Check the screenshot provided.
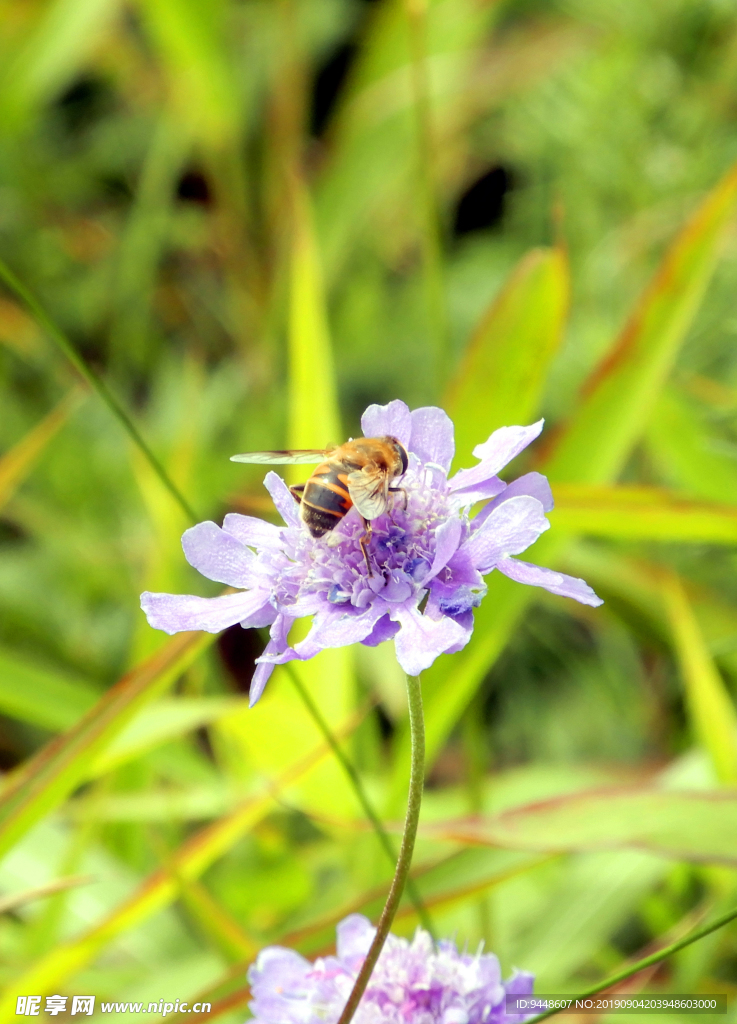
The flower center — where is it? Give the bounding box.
[293,464,457,609]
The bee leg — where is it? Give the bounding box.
[359,518,374,577]
[289,484,305,505]
[389,485,408,511]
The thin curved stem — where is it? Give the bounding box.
[526,901,737,1023]
[337,673,425,1024]
[0,258,199,525]
[284,665,435,938]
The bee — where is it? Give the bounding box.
[231,436,409,575]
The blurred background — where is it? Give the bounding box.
[2,0,737,1019]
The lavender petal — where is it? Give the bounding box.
[425,516,462,582]
[447,421,543,495]
[181,521,256,587]
[264,471,300,527]
[503,970,537,1023]
[449,475,507,508]
[249,659,275,707]
[141,589,272,635]
[472,420,544,470]
[336,913,376,964]
[222,512,284,551]
[474,473,554,534]
[360,614,400,647]
[360,399,412,446]
[249,614,294,705]
[497,557,603,606]
[464,495,550,573]
[409,406,455,470]
[392,603,472,676]
[300,602,387,648]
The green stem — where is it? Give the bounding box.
[336,673,425,1024]
[0,258,199,525]
[526,902,737,1023]
[284,665,434,937]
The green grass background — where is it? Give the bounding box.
[1,0,737,1020]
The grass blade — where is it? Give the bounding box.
[0,875,95,915]
[0,0,119,127]
[0,647,98,732]
[645,384,737,502]
[0,707,365,1009]
[661,571,737,783]
[405,0,448,391]
[0,389,81,512]
[288,179,341,452]
[527,902,737,1023]
[0,258,199,523]
[426,789,737,864]
[0,632,213,859]
[447,246,569,468]
[545,161,737,485]
[551,484,737,543]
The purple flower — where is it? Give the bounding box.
[248,913,535,1024]
[141,401,601,705]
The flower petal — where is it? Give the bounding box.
[496,557,604,607]
[360,614,400,647]
[472,472,554,532]
[425,517,462,582]
[259,639,323,665]
[503,969,536,1022]
[360,400,412,446]
[391,604,472,676]
[472,420,544,469]
[409,406,455,471]
[249,659,275,707]
[496,471,553,511]
[222,512,284,551]
[248,945,312,1011]
[182,521,256,587]
[337,914,375,967]
[141,589,272,635]
[463,495,550,573]
[281,592,325,618]
[448,476,507,508]
[448,421,543,495]
[300,601,387,649]
[264,470,300,527]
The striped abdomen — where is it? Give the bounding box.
[301,460,354,537]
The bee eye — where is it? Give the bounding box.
[397,444,409,475]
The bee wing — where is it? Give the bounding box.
[230,449,326,465]
[346,466,390,519]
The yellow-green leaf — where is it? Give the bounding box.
[0,648,98,732]
[424,789,737,865]
[447,246,569,469]
[0,707,362,1008]
[551,484,737,544]
[0,632,213,860]
[545,162,737,485]
[288,179,342,453]
[661,572,737,784]
[0,389,81,512]
[645,384,737,503]
[135,0,238,146]
[0,0,120,128]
